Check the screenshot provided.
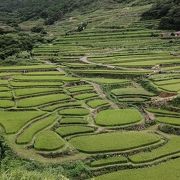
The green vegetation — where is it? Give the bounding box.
[17,94,70,107]
[0,100,15,108]
[34,130,65,151]
[56,125,94,137]
[95,158,180,180]
[156,116,180,126]
[84,78,131,85]
[14,87,62,97]
[147,108,180,117]
[0,0,180,179]
[16,114,57,144]
[130,136,180,163]
[14,75,79,82]
[11,81,64,87]
[111,87,154,97]
[74,93,98,100]
[59,108,89,116]
[67,85,94,93]
[95,109,143,126]
[87,99,109,108]
[60,117,88,124]
[90,155,128,167]
[0,111,45,133]
[69,131,161,153]
[142,0,180,30]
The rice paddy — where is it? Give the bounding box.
[0,2,180,179]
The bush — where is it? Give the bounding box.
[31,26,46,34]
[158,124,180,135]
[142,0,180,30]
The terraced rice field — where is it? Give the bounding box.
[0,3,180,179]
[95,109,143,126]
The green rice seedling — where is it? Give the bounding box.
[59,108,89,116]
[0,86,10,92]
[14,88,62,97]
[90,155,128,167]
[24,71,65,76]
[69,131,161,153]
[16,114,58,144]
[41,101,82,111]
[94,158,180,180]
[118,97,147,103]
[17,94,70,107]
[60,117,88,124]
[84,78,131,85]
[34,130,65,151]
[0,100,15,108]
[0,80,9,85]
[14,75,79,82]
[74,93,98,100]
[0,91,12,98]
[95,109,143,126]
[111,87,154,97]
[130,136,180,163]
[0,111,45,133]
[67,85,94,93]
[147,108,180,117]
[56,125,94,137]
[10,81,64,87]
[0,65,56,72]
[156,116,180,126]
[87,99,109,108]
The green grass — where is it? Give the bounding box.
[17,94,70,107]
[147,108,180,117]
[0,80,9,85]
[74,93,98,100]
[69,131,161,153]
[0,86,10,91]
[14,75,79,82]
[60,117,88,124]
[0,91,12,98]
[24,71,65,76]
[0,100,15,108]
[41,101,82,111]
[56,125,94,137]
[94,158,180,180]
[34,130,65,151]
[67,85,94,93]
[59,108,89,116]
[0,111,45,134]
[10,81,64,87]
[156,116,180,126]
[14,88,62,97]
[87,99,109,108]
[16,114,57,144]
[111,87,154,97]
[0,65,56,71]
[84,78,131,85]
[95,109,143,126]
[90,155,128,167]
[130,136,180,163]
[118,97,147,102]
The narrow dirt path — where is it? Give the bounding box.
[87,81,119,109]
[150,95,177,105]
[80,56,116,69]
[44,60,66,74]
[80,56,148,71]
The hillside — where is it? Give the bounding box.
[0,0,180,179]
[142,0,180,30]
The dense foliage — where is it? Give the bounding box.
[142,0,180,30]
[0,33,44,61]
